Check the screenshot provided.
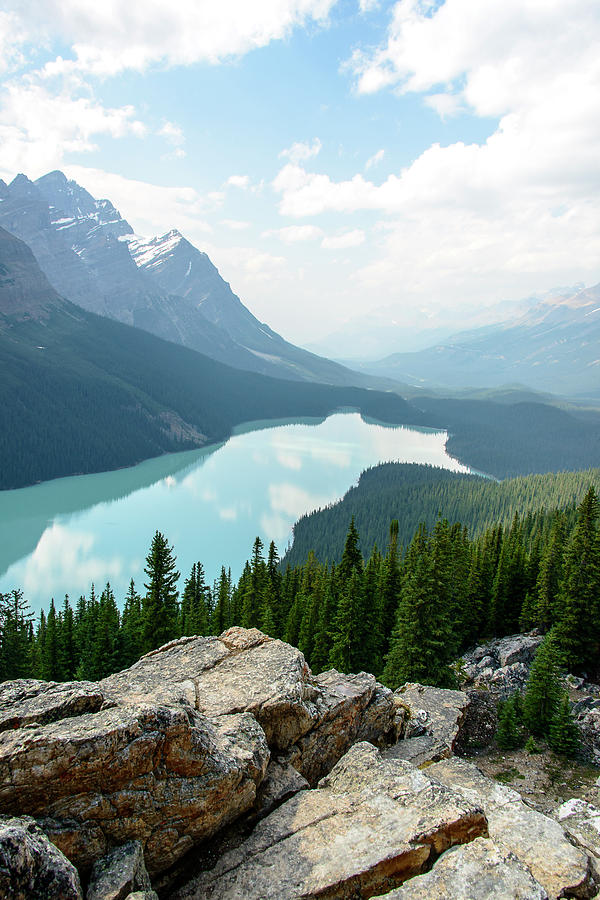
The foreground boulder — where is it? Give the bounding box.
[386,837,548,899]
[0,816,82,900]
[385,683,471,765]
[0,629,396,877]
[429,757,597,899]
[174,742,488,900]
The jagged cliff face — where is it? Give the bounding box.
[0,171,384,387]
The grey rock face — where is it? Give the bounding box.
[0,815,83,900]
[460,632,543,698]
[174,742,488,900]
[429,757,596,899]
[0,629,396,878]
[384,682,471,765]
[386,836,548,899]
[87,840,151,900]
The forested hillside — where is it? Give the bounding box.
[284,464,600,568]
[415,397,600,478]
[2,487,599,690]
[0,227,424,489]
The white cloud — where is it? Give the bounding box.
[321,229,365,249]
[265,224,324,243]
[365,148,384,169]
[227,174,250,189]
[0,81,146,180]
[221,219,251,230]
[6,0,339,76]
[279,137,322,164]
[270,0,600,312]
[63,165,213,239]
[158,120,185,146]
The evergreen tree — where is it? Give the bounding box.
[181,562,211,636]
[42,599,60,681]
[121,580,144,667]
[338,517,363,584]
[58,595,76,680]
[142,531,180,652]
[549,694,580,757]
[496,694,524,750]
[383,533,455,689]
[555,488,600,673]
[0,590,33,680]
[211,567,231,635]
[329,567,364,673]
[380,520,401,658]
[523,633,564,736]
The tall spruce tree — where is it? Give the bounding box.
[523,632,564,736]
[555,487,600,674]
[142,531,180,652]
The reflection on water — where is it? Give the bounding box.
[0,413,472,613]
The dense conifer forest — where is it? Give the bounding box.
[2,484,599,692]
[285,464,600,569]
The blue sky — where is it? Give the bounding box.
[1,0,600,352]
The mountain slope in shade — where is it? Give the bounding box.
[362,284,600,398]
[0,170,397,389]
[0,226,424,490]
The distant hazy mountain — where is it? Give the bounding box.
[305,291,571,360]
[357,284,600,399]
[0,171,393,389]
[0,226,423,489]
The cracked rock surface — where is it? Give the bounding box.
[173,742,488,900]
[0,628,395,877]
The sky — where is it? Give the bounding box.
[1,0,600,350]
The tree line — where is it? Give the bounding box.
[1,487,599,690]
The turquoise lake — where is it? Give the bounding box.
[0,412,473,613]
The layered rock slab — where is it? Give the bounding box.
[429,757,596,899]
[174,742,487,900]
[385,683,471,766]
[0,629,396,878]
[387,837,548,899]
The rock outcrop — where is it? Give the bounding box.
[174,742,488,900]
[0,629,395,878]
[385,683,472,765]
[0,815,83,900]
[1,628,599,899]
[459,632,543,698]
[386,837,549,899]
[429,757,597,899]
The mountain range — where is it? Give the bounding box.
[354,284,600,399]
[0,171,393,390]
[0,225,422,489]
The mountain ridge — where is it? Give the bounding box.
[0,170,400,390]
[0,225,423,489]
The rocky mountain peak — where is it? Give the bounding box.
[35,170,97,219]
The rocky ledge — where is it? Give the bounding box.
[0,628,395,882]
[1,628,599,899]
